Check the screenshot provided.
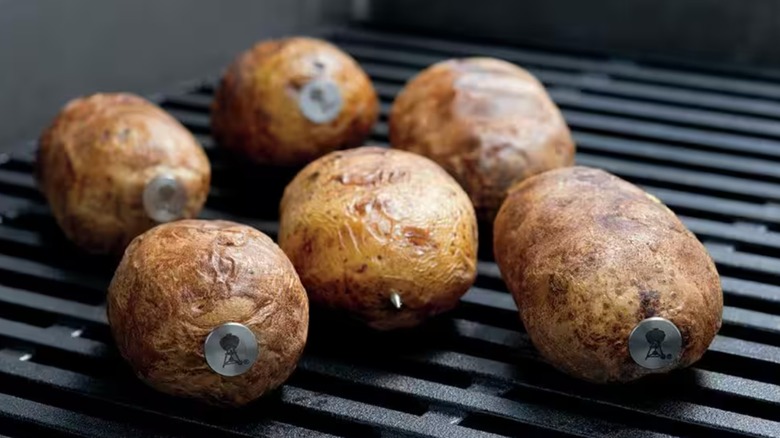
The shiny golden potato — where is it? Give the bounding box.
[494,167,723,383]
[279,147,477,330]
[390,57,575,220]
[36,93,210,255]
[211,37,379,167]
[108,220,309,406]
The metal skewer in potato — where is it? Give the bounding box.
[279,147,478,330]
[493,167,723,383]
[108,220,309,406]
[36,93,210,255]
[390,57,575,221]
[211,37,379,167]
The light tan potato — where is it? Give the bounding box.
[108,220,309,406]
[279,147,477,330]
[390,57,575,221]
[36,93,210,255]
[494,166,722,383]
[211,37,379,167]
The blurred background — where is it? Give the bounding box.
[3,0,780,150]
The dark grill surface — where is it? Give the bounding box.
[1,26,780,437]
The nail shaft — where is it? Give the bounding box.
[390,292,403,309]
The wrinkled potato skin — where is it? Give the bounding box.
[211,37,379,166]
[36,93,210,255]
[390,57,575,220]
[279,147,477,330]
[108,220,309,407]
[494,167,722,383]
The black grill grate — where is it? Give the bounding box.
[0,26,780,437]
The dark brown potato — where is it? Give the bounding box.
[390,57,575,221]
[211,37,379,167]
[108,220,309,406]
[494,167,723,383]
[36,93,210,255]
[279,147,478,330]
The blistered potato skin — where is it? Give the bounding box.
[494,167,722,383]
[108,220,309,407]
[390,57,575,221]
[211,37,379,167]
[36,93,210,255]
[279,147,478,330]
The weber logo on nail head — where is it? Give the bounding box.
[628,317,682,370]
[204,323,258,377]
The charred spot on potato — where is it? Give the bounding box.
[402,226,433,247]
[548,274,567,296]
[678,325,691,351]
[638,290,661,319]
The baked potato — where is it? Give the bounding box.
[107,220,309,406]
[390,57,575,220]
[212,37,379,167]
[279,146,477,330]
[493,166,723,382]
[36,93,210,255]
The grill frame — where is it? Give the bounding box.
[0,25,779,437]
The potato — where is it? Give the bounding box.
[211,37,379,167]
[107,220,309,406]
[494,167,722,382]
[279,147,477,330]
[390,57,575,220]
[36,93,210,255]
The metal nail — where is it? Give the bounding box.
[390,292,403,309]
[299,79,343,124]
[628,317,682,370]
[204,322,259,377]
[143,174,186,223]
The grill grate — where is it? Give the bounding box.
[1,26,780,437]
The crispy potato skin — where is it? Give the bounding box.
[279,147,477,330]
[390,57,575,221]
[108,220,309,407]
[494,167,722,383]
[211,37,379,166]
[36,93,210,255]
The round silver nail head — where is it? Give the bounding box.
[628,317,682,370]
[299,78,343,124]
[143,174,186,223]
[204,323,258,377]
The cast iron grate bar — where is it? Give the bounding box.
[1,26,780,437]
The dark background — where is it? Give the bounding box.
[0,0,351,151]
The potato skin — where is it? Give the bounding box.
[107,220,309,406]
[36,93,210,255]
[493,167,722,383]
[279,147,478,330]
[390,57,575,221]
[211,37,379,166]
